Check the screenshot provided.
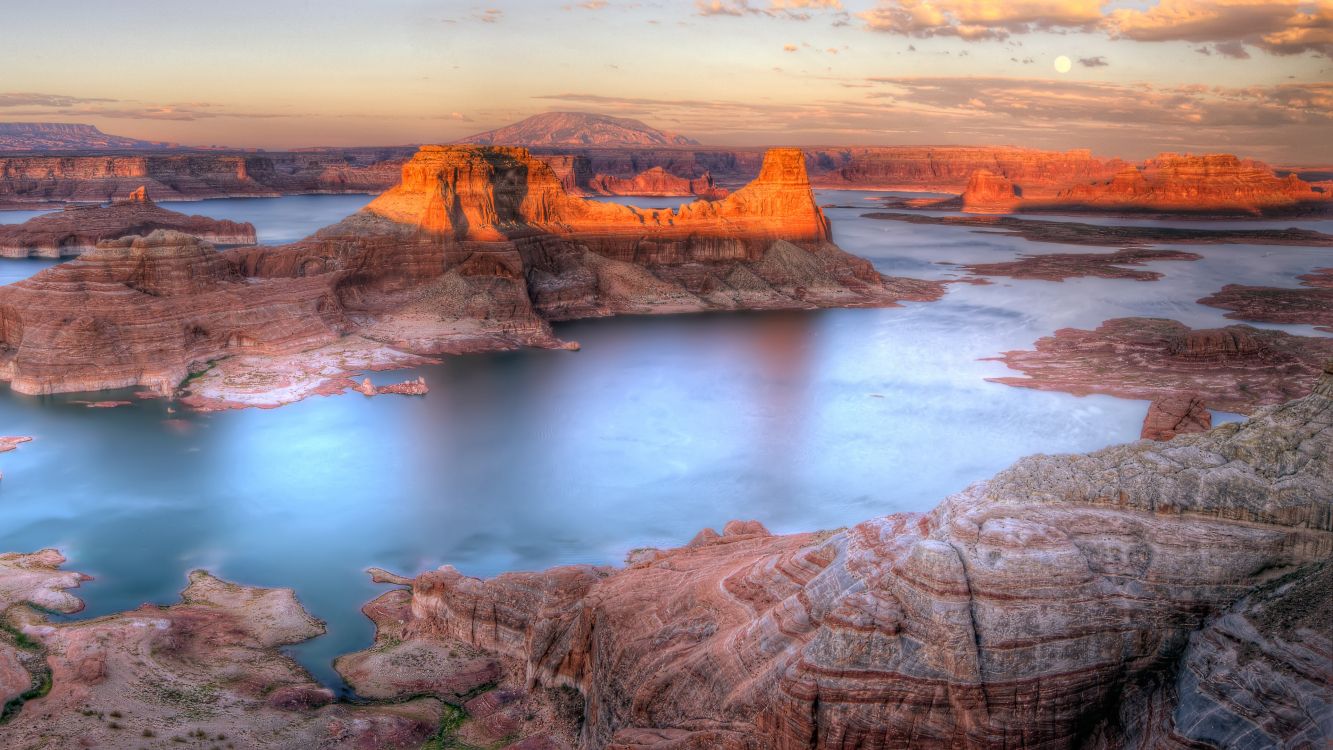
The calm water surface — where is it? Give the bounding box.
[0,191,1328,689]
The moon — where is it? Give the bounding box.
[1054,55,1072,73]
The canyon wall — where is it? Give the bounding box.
[0,149,412,207]
[955,153,1331,216]
[362,365,1333,749]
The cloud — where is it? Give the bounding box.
[697,0,842,20]
[1078,55,1108,66]
[859,0,1104,40]
[1107,0,1331,57]
[856,0,1332,58]
[565,0,609,8]
[784,43,800,51]
[0,92,115,107]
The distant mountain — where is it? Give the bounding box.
[460,112,699,147]
[0,123,177,152]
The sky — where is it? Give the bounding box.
[2,0,1330,162]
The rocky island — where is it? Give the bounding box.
[988,318,1333,413]
[0,146,944,408]
[0,187,255,257]
[1198,267,1333,334]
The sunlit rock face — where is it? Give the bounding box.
[1053,153,1330,214]
[362,145,830,246]
[367,368,1333,749]
[0,187,255,258]
[960,168,1020,213]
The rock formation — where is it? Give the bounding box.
[0,551,446,748]
[0,146,942,407]
[356,376,429,396]
[352,365,1333,749]
[1198,267,1333,334]
[0,149,410,208]
[988,317,1333,413]
[461,112,699,147]
[1140,393,1212,440]
[937,154,1332,216]
[808,146,1125,193]
[962,247,1201,281]
[0,230,347,395]
[959,168,1019,213]
[0,187,255,257]
[586,167,728,200]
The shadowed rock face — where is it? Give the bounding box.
[0,187,255,258]
[988,317,1333,414]
[1198,267,1333,334]
[354,367,1333,749]
[0,146,940,405]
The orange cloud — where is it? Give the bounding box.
[859,0,1104,39]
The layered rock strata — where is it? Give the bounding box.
[988,317,1333,413]
[0,230,346,396]
[1198,267,1333,334]
[959,168,1019,213]
[0,146,941,406]
[0,187,255,257]
[356,366,1333,749]
[0,551,445,748]
[0,149,410,207]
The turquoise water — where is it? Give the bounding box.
[0,192,1328,690]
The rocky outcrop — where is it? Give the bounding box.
[0,146,941,406]
[0,436,29,453]
[1198,267,1333,334]
[586,167,728,199]
[809,146,1125,193]
[0,552,446,748]
[0,148,411,207]
[461,112,699,147]
[1140,393,1212,440]
[356,376,429,396]
[988,317,1333,413]
[357,366,1333,749]
[962,247,1201,281]
[959,168,1019,213]
[0,187,255,257]
[0,230,346,395]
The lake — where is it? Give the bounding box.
[0,191,1328,689]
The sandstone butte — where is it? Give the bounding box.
[988,317,1333,414]
[0,186,255,258]
[1139,393,1212,440]
[952,153,1331,216]
[1,366,1328,748]
[0,146,943,407]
